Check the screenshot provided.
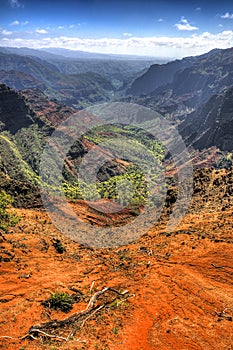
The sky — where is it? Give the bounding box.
[0,0,233,58]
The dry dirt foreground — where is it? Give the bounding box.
[0,178,233,349]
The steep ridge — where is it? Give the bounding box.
[127,48,233,112]
[0,84,44,134]
[179,86,233,151]
[127,58,194,96]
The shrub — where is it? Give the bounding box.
[52,239,66,254]
[0,190,19,231]
[42,291,74,312]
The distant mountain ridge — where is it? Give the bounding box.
[127,47,233,111]
[0,51,115,108]
[0,46,165,61]
[0,47,160,107]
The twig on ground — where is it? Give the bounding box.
[23,287,129,341]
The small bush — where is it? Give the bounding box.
[52,239,66,254]
[42,291,74,312]
[0,190,19,231]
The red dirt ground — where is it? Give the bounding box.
[0,168,233,350]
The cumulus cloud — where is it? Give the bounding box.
[175,17,198,31]
[1,29,12,35]
[158,18,164,22]
[123,32,132,37]
[195,7,201,11]
[0,30,232,58]
[9,0,24,8]
[221,12,233,19]
[35,29,48,34]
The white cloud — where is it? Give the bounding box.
[123,32,132,37]
[10,20,29,26]
[69,25,75,29]
[158,18,164,22]
[0,30,232,58]
[58,26,64,29]
[9,0,24,8]
[221,12,233,19]
[195,7,201,11]
[1,29,13,35]
[36,29,48,34]
[10,20,20,26]
[175,17,199,31]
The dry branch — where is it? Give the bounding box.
[23,287,129,341]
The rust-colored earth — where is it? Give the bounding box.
[0,168,233,350]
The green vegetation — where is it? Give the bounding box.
[15,125,46,174]
[215,151,233,169]
[0,132,39,184]
[63,124,165,212]
[84,123,165,159]
[52,239,66,254]
[42,291,74,312]
[0,190,19,231]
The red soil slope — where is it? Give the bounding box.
[0,168,233,350]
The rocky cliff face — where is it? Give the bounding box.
[0,84,44,134]
[179,86,233,151]
[127,58,194,96]
[127,48,233,113]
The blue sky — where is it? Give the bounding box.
[0,0,233,57]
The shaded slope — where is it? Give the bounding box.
[179,86,233,151]
[127,48,233,114]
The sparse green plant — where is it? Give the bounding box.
[112,326,119,334]
[42,291,74,312]
[0,190,19,232]
[108,298,128,309]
